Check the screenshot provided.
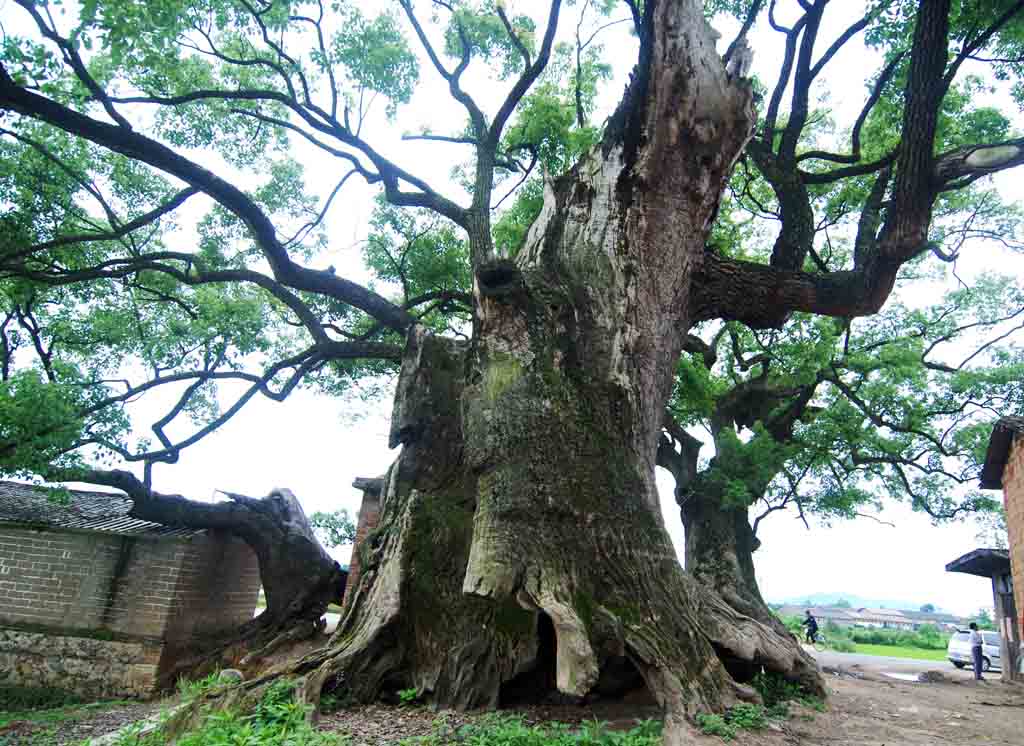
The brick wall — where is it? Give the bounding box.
[1005,434,1024,638]
[104,538,189,637]
[163,530,260,643]
[0,525,259,694]
[0,529,127,632]
[343,489,381,608]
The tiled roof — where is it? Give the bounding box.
[980,416,1024,489]
[0,481,201,538]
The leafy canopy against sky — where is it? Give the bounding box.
[1,1,1023,611]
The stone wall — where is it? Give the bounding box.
[1005,434,1024,637]
[0,628,163,699]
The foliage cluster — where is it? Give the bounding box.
[848,625,949,651]
[750,670,825,711]
[694,670,829,740]
[175,670,227,701]
[309,508,357,549]
[694,702,784,741]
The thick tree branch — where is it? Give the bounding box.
[0,66,417,333]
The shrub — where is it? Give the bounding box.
[124,678,347,746]
[751,670,802,707]
[695,713,736,741]
[848,627,949,650]
[828,638,857,653]
[176,670,224,701]
[398,687,420,706]
[725,703,766,730]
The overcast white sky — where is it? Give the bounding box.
[18,0,1024,618]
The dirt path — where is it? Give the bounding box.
[322,672,1024,746]
[776,672,1024,745]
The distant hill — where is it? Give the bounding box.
[771,592,949,613]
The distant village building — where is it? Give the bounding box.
[776,604,964,631]
[977,415,1024,679]
[0,482,260,698]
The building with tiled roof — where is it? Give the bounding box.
[0,481,260,698]
[977,416,1024,679]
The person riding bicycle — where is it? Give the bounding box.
[801,610,819,644]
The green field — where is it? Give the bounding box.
[852,643,947,661]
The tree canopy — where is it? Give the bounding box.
[4,0,1019,547]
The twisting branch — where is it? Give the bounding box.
[487,0,563,149]
[943,0,1024,89]
[0,64,417,333]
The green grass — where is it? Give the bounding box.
[0,697,135,746]
[0,700,133,729]
[117,678,346,746]
[853,643,947,661]
[399,713,662,746]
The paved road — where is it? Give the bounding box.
[807,647,979,681]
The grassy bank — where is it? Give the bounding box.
[852,644,947,661]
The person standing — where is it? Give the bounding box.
[969,622,985,681]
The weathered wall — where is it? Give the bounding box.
[164,530,260,642]
[0,527,259,695]
[0,628,163,699]
[0,528,183,637]
[1005,434,1024,638]
[342,489,381,608]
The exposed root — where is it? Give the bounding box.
[239,617,325,668]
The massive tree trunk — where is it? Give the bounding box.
[657,410,791,634]
[274,4,823,742]
[678,486,787,635]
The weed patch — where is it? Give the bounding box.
[117,679,347,746]
[0,685,82,714]
[398,713,661,746]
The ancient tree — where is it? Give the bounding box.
[659,278,1024,629]
[3,0,1024,741]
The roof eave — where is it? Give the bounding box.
[979,417,1024,490]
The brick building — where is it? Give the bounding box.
[979,416,1024,678]
[342,476,383,609]
[0,481,260,698]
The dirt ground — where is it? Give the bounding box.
[321,668,1024,746]
[6,665,1023,745]
[754,670,1024,745]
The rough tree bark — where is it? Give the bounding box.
[5,0,1021,739]
[263,4,824,742]
[657,430,788,641]
[657,368,820,634]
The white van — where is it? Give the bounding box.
[947,630,1002,672]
